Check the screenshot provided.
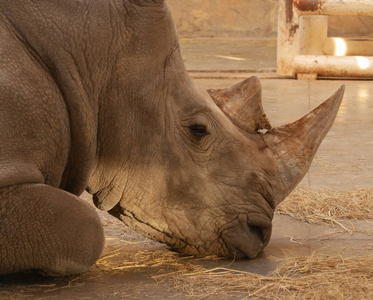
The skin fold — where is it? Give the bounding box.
[0,0,344,276]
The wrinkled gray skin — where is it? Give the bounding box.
[0,0,344,276]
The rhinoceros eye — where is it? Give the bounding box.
[189,124,209,139]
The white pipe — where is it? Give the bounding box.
[294,0,373,16]
[293,55,373,77]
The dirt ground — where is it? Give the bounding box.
[1,38,372,299]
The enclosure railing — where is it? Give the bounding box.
[277,0,373,79]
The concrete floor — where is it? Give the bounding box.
[1,38,372,299]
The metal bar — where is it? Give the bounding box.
[293,55,373,77]
[277,0,373,77]
[277,0,301,76]
[294,0,373,16]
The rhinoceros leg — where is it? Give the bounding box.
[0,183,105,276]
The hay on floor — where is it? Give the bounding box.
[92,247,373,299]
[276,187,373,232]
[154,254,373,299]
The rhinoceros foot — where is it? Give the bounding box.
[0,184,105,276]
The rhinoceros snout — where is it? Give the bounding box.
[220,221,272,259]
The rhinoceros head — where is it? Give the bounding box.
[86,0,344,259]
[96,76,343,258]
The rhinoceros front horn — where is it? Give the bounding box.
[265,84,345,197]
[207,76,272,133]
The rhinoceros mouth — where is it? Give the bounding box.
[109,202,272,259]
[162,213,273,259]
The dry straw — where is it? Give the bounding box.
[276,187,373,233]
[93,248,373,299]
[154,254,373,299]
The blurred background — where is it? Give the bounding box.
[167,0,373,38]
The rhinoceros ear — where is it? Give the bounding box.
[265,85,345,198]
[207,76,272,133]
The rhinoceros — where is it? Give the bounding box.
[0,0,344,276]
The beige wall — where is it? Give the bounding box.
[167,0,279,38]
[167,0,373,38]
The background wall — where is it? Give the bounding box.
[167,0,373,38]
[167,0,279,38]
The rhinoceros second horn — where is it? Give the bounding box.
[207,76,272,133]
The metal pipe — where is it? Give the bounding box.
[294,0,373,16]
[293,55,373,77]
[277,0,373,77]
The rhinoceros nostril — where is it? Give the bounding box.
[250,225,264,248]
